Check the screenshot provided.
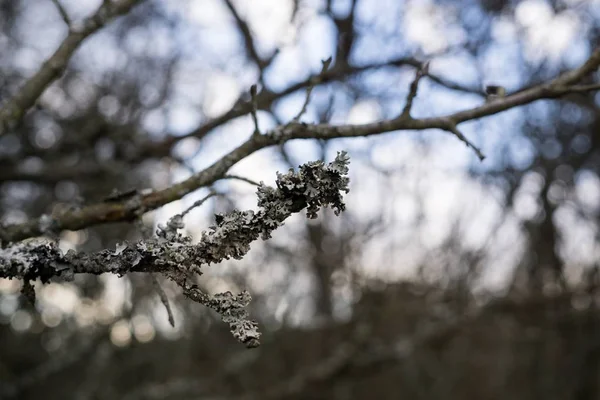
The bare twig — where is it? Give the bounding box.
[0,162,113,183]
[50,0,72,27]
[221,175,260,186]
[144,56,481,158]
[0,0,144,135]
[21,279,36,304]
[0,224,9,247]
[293,57,333,122]
[401,62,429,118]
[331,0,358,68]
[554,82,600,94]
[441,119,485,161]
[179,191,218,218]
[223,0,272,76]
[249,84,260,135]
[2,48,600,243]
[152,275,175,327]
[170,154,197,176]
[0,56,477,170]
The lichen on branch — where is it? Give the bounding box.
[0,152,351,347]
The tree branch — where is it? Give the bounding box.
[0,0,144,135]
[293,57,332,122]
[221,174,260,186]
[2,48,600,243]
[152,275,175,327]
[400,62,429,118]
[0,153,351,346]
[249,84,260,135]
[50,0,72,28]
[223,0,271,74]
[145,56,483,157]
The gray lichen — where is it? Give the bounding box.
[0,152,351,347]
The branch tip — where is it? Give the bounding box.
[152,275,175,327]
[401,61,429,118]
[51,0,72,27]
[249,84,261,135]
[444,123,485,161]
[293,56,333,122]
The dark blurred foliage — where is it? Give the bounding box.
[2,0,600,399]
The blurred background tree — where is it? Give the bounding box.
[2,0,600,398]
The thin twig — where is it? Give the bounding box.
[223,0,270,75]
[293,57,333,122]
[221,174,260,186]
[170,154,196,176]
[51,0,72,27]
[249,84,260,135]
[179,191,219,218]
[21,279,36,304]
[152,275,175,327]
[401,61,429,118]
[165,56,481,148]
[442,120,485,161]
[556,82,600,93]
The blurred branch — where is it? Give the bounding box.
[3,49,600,243]
[147,56,483,158]
[0,162,116,183]
[223,0,276,79]
[293,57,332,122]
[441,119,485,161]
[239,342,359,400]
[223,0,260,64]
[249,84,260,135]
[152,275,175,327]
[50,0,72,27]
[444,49,600,124]
[178,191,218,218]
[400,62,429,118]
[554,82,600,94]
[0,0,144,135]
[221,175,260,186]
[331,0,358,68]
[0,57,481,170]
